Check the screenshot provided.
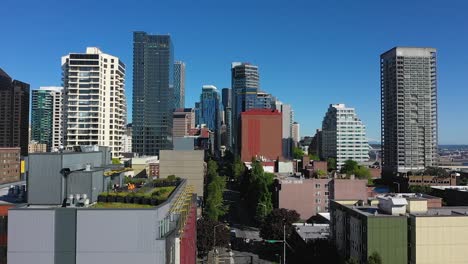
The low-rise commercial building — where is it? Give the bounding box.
[331,193,468,264]
[159,150,205,199]
[130,156,159,178]
[274,175,367,220]
[0,148,20,184]
[28,142,47,153]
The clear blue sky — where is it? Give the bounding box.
[2,0,468,144]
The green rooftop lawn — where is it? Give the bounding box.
[92,202,154,208]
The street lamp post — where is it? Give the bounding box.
[393,182,401,193]
[213,223,225,262]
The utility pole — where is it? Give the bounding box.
[283,223,286,264]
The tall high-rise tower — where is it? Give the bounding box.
[381,47,437,175]
[62,47,126,158]
[200,85,221,149]
[322,104,369,168]
[133,32,174,156]
[0,68,30,156]
[221,88,232,149]
[174,61,185,109]
[31,87,63,151]
[231,62,260,153]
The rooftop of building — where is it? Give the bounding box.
[293,223,329,241]
[241,109,280,115]
[334,192,468,218]
[13,178,185,211]
[431,186,468,192]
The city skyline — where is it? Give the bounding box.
[2,0,468,144]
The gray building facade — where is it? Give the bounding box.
[381,47,438,175]
[27,148,111,205]
[133,32,174,156]
[8,179,195,264]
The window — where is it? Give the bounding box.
[315,184,321,188]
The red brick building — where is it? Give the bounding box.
[241,109,282,162]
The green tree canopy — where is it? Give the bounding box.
[327,158,337,171]
[260,208,300,240]
[293,147,305,159]
[308,154,320,161]
[354,166,371,179]
[368,251,382,264]
[341,160,359,175]
[111,158,121,164]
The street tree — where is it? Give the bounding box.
[205,159,228,221]
[196,218,229,258]
[260,208,300,240]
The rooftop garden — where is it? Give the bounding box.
[92,202,154,209]
[97,176,181,207]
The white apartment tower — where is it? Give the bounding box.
[381,47,438,175]
[62,47,126,158]
[322,104,369,168]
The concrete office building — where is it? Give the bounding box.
[0,68,30,156]
[122,124,132,153]
[292,122,300,146]
[381,47,438,175]
[62,47,126,158]
[159,150,205,199]
[174,61,186,109]
[31,87,64,151]
[133,32,174,156]
[0,148,20,184]
[173,108,195,137]
[275,176,367,219]
[322,104,369,168]
[240,109,282,162]
[8,179,196,264]
[273,101,294,159]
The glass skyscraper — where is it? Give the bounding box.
[174,61,185,109]
[231,62,260,153]
[0,68,30,156]
[221,88,232,149]
[200,85,220,131]
[381,47,438,175]
[31,87,63,151]
[132,32,174,156]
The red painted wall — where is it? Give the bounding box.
[180,202,197,264]
[241,110,282,162]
